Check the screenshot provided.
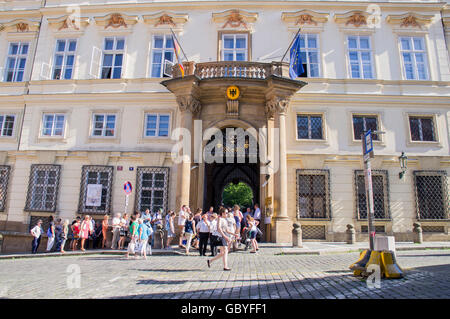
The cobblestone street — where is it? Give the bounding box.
[0,247,449,299]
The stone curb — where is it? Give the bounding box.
[277,245,450,256]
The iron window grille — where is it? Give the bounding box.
[409,116,436,142]
[296,114,323,140]
[354,170,390,220]
[25,164,61,212]
[78,165,114,215]
[28,215,50,232]
[134,167,170,214]
[296,169,331,220]
[0,166,11,212]
[353,115,379,140]
[413,170,449,221]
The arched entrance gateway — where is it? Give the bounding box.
[162,61,306,243]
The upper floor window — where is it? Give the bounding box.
[409,116,435,141]
[222,33,248,61]
[101,37,124,79]
[299,34,320,78]
[347,36,374,79]
[145,114,170,137]
[297,114,323,140]
[353,115,379,140]
[92,114,116,137]
[42,114,65,137]
[53,39,77,80]
[399,37,428,80]
[0,115,15,137]
[4,43,29,82]
[150,35,174,78]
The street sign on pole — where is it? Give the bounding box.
[361,132,376,251]
[124,181,132,213]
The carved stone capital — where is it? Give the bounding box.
[266,97,290,117]
[176,96,201,114]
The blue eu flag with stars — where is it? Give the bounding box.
[289,34,304,79]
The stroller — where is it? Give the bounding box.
[240,226,252,251]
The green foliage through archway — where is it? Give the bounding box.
[222,182,253,208]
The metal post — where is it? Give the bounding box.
[361,133,375,250]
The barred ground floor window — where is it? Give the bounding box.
[78,165,114,214]
[0,165,10,211]
[25,164,61,212]
[135,167,169,214]
[354,170,390,220]
[296,169,331,219]
[414,171,449,220]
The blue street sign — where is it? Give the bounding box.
[124,181,132,195]
[364,130,373,155]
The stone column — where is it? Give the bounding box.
[175,96,200,209]
[266,97,292,244]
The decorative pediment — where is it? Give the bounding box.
[143,11,189,29]
[334,11,368,27]
[281,10,329,28]
[386,13,433,29]
[47,15,90,31]
[1,19,40,33]
[212,9,258,30]
[93,13,138,29]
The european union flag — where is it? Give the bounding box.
[289,34,304,79]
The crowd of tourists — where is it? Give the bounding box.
[29,203,263,269]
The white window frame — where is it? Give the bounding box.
[299,33,321,78]
[144,113,171,138]
[221,33,248,61]
[41,113,66,137]
[150,34,175,78]
[91,113,117,138]
[296,114,324,140]
[4,42,29,82]
[101,37,125,79]
[52,39,77,80]
[399,36,429,80]
[347,35,375,79]
[0,114,15,137]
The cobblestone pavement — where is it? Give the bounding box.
[0,247,449,299]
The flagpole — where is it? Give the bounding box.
[170,28,189,62]
[280,27,301,62]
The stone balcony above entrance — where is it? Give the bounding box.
[172,61,291,79]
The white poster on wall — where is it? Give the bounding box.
[86,184,103,207]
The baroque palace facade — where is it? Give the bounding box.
[0,0,449,252]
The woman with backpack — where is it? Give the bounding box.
[137,219,152,259]
[125,215,138,259]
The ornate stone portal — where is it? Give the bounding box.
[161,61,306,243]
